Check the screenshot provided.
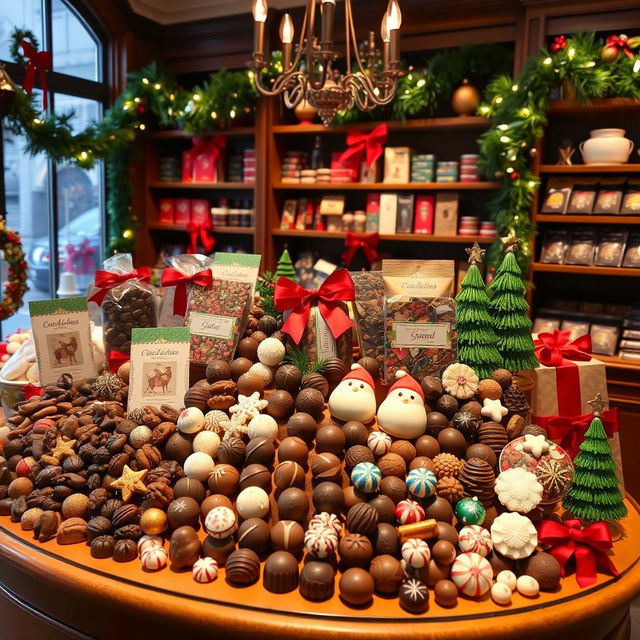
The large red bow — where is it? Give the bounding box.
[534,330,592,367]
[186,135,226,181]
[341,232,380,268]
[537,519,618,588]
[186,219,214,255]
[542,407,619,458]
[339,124,388,169]
[606,34,635,58]
[107,350,130,374]
[274,269,355,344]
[22,39,52,110]
[161,267,213,316]
[88,267,151,305]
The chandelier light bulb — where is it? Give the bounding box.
[322,0,336,4]
[381,11,390,43]
[279,13,294,44]
[252,0,268,22]
[387,0,402,29]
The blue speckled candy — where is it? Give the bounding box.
[405,468,437,499]
[455,497,486,526]
[351,462,382,493]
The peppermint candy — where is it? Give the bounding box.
[405,468,437,499]
[304,528,338,558]
[401,538,431,568]
[140,546,168,571]
[451,552,493,598]
[137,534,163,556]
[367,431,392,456]
[394,499,425,525]
[308,512,342,537]
[351,461,382,493]
[192,557,219,583]
[458,525,493,557]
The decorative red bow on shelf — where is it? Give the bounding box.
[185,135,226,180]
[88,266,151,305]
[534,330,592,367]
[107,350,130,374]
[161,267,213,316]
[64,238,96,275]
[186,219,215,255]
[274,269,355,344]
[550,35,567,52]
[537,519,618,588]
[339,124,388,169]
[605,34,636,59]
[341,232,380,268]
[21,39,51,109]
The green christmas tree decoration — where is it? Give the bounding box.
[275,248,297,282]
[488,234,539,371]
[563,394,627,522]
[455,242,503,379]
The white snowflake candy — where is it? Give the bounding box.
[229,392,268,425]
[495,467,543,513]
[451,552,493,597]
[458,525,493,557]
[441,363,479,400]
[490,512,537,560]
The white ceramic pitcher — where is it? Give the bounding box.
[580,128,634,164]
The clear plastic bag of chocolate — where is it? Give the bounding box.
[90,253,158,357]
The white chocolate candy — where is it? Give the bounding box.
[491,582,512,605]
[205,506,237,538]
[247,414,278,441]
[193,557,218,583]
[129,425,153,449]
[177,407,205,434]
[516,575,540,597]
[496,570,517,591]
[236,486,270,519]
[257,337,286,367]
[141,545,168,571]
[193,431,220,457]
[376,379,427,439]
[0,425,10,442]
[2,357,29,380]
[5,341,20,355]
[26,362,39,384]
[481,397,508,423]
[327,366,376,424]
[183,451,215,481]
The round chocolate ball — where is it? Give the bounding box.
[432,540,456,565]
[452,411,479,439]
[294,388,325,422]
[237,371,266,396]
[237,517,271,555]
[434,579,458,607]
[184,381,210,413]
[343,486,366,510]
[230,357,253,381]
[378,452,406,478]
[164,432,193,464]
[343,421,369,447]
[434,521,459,547]
[218,437,246,467]
[426,412,449,438]
[274,365,302,394]
[239,463,272,492]
[436,395,458,418]
[426,558,450,587]
[236,337,259,361]
[173,477,206,504]
[301,373,329,399]
[409,456,436,472]
[437,428,467,458]
[368,494,396,524]
[488,550,515,576]
[315,424,346,456]
[460,400,482,421]
[465,443,497,468]
[423,496,453,524]
[415,434,440,458]
[167,496,200,530]
[379,475,407,504]
[200,494,233,522]
[267,390,295,421]
[274,461,306,490]
[252,330,268,344]
[258,315,278,336]
[277,487,309,522]
[522,552,562,590]
[339,533,373,568]
[207,464,240,495]
[310,453,342,484]
[312,481,345,515]
[390,440,416,465]
[421,376,444,401]
[271,520,305,555]
[345,445,374,469]
[206,359,231,383]
[372,522,399,556]
[357,356,379,379]
[339,568,374,606]
[286,412,317,445]
[202,535,236,566]
[492,368,513,390]
[277,437,309,467]
[369,554,404,595]
[346,502,378,536]
[299,560,335,601]
[263,550,299,593]
[245,437,276,467]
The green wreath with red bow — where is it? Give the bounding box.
[0,220,28,320]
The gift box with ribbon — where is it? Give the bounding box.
[338,124,388,184]
[532,329,623,480]
[182,136,226,183]
[274,269,355,366]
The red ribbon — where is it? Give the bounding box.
[108,350,130,374]
[161,267,213,316]
[186,219,215,254]
[606,34,635,58]
[186,135,226,181]
[21,40,52,110]
[23,383,44,401]
[274,269,355,344]
[534,330,592,367]
[88,266,152,305]
[550,35,567,52]
[339,124,388,169]
[537,519,618,588]
[64,238,96,275]
[341,232,380,268]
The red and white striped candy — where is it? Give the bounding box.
[394,499,425,525]
[138,534,163,556]
[141,546,168,571]
[451,552,493,598]
[401,538,431,568]
[458,525,493,557]
[192,557,219,583]
[367,431,392,456]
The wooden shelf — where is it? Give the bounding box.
[540,164,640,174]
[534,214,640,224]
[147,127,255,138]
[272,229,495,244]
[149,223,255,235]
[149,181,255,190]
[273,182,500,191]
[531,263,640,277]
[596,354,640,371]
[272,116,489,134]
[548,98,640,116]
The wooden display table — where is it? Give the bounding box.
[1,499,640,640]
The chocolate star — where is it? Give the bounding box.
[501,232,520,254]
[465,242,486,265]
[50,436,77,461]
[110,465,148,502]
[587,393,607,417]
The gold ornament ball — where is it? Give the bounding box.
[451,81,481,117]
[117,361,131,384]
[600,45,619,63]
[140,508,168,535]
[294,99,317,123]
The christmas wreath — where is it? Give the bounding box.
[0,219,28,320]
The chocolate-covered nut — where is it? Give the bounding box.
[113,538,138,562]
[33,510,60,542]
[91,535,115,559]
[87,516,112,542]
[56,517,87,544]
[11,495,27,522]
[114,523,142,540]
[101,498,124,521]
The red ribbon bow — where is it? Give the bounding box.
[341,232,380,268]
[537,519,618,587]
[64,238,96,275]
[186,135,226,180]
[22,39,52,110]
[339,124,388,169]
[107,350,130,374]
[550,35,567,52]
[88,266,152,305]
[534,330,592,367]
[161,267,213,316]
[274,269,355,344]
[606,34,635,58]
[186,219,215,254]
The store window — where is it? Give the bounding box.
[0,0,106,334]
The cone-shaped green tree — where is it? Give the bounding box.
[275,248,297,281]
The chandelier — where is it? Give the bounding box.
[249,0,403,126]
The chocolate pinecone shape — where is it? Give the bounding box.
[437,476,464,504]
[502,385,529,415]
[459,458,496,506]
[433,453,464,479]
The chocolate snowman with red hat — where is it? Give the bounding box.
[377,370,427,439]
[327,363,377,424]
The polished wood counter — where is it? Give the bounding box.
[1,498,640,640]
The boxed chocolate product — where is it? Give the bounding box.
[433,193,459,236]
[621,182,640,214]
[382,260,456,383]
[560,320,590,342]
[533,316,561,334]
[383,147,413,183]
[396,194,414,234]
[594,230,628,267]
[590,324,619,356]
[379,193,398,234]
[541,186,571,213]
[622,232,640,267]
[566,183,597,214]
[593,180,624,214]
[564,229,597,265]
[540,230,571,264]
[413,195,435,234]
[351,270,385,376]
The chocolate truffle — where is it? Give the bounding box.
[258,315,278,335]
[324,357,348,383]
[294,388,325,422]
[310,453,342,484]
[437,428,467,458]
[521,551,561,590]
[299,561,335,601]
[274,365,302,394]
[200,494,233,522]
[263,550,299,593]
[410,456,436,472]
[390,440,417,465]
[239,463,272,492]
[312,481,345,515]
[339,567,374,606]
[435,522,459,548]
[378,452,406,478]
[173,477,206,504]
[459,458,496,505]
[225,548,260,585]
[91,535,115,559]
[167,497,200,530]
[423,496,454,524]
[286,412,317,445]
[343,421,369,447]
[432,540,456,565]
[237,371,266,396]
[208,464,240,495]
[369,554,404,595]
[421,376,444,401]
[523,424,547,438]
[315,424,346,455]
[465,443,497,468]
[237,337,259,361]
[343,486,366,509]
[426,412,449,438]
[251,330,268,344]
[202,535,236,566]
[217,437,246,467]
[184,381,210,413]
[426,558,450,586]
[478,379,502,401]
[169,525,201,569]
[372,522,399,556]
[368,494,396,524]
[415,435,440,459]
[113,539,137,563]
[245,437,276,467]
[400,579,429,613]
[345,445,374,468]
[86,516,111,543]
[488,550,515,576]
[206,359,231,383]
[436,395,458,418]
[267,390,295,420]
[452,411,479,439]
[274,460,305,490]
[277,487,309,522]
[492,369,513,390]
[478,421,508,458]
[277,437,309,466]
[346,502,378,536]
[271,520,305,555]
[460,400,483,420]
[356,356,378,378]
[434,579,458,607]
[380,475,408,504]
[237,517,271,555]
[339,533,373,568]
[301,373,329,399]
[230,357,253,380]
[164,432,193,464]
